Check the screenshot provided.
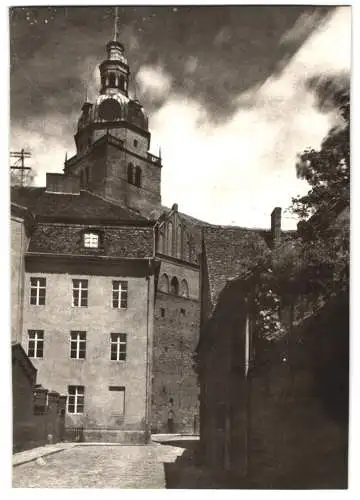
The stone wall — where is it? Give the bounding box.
[151,291,200,434]
[12,345,66,452]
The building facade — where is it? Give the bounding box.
[11,33,201,440]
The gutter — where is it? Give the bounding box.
[144,258,152,442]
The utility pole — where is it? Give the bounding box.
[10,149,31,187]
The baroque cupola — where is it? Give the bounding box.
[65,9,162,215]
[74,30,149,155]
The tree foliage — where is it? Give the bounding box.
[291,85,350,300]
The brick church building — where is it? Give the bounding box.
[11,35,203,442]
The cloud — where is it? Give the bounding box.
[148,7,350,229]
[214,26,232,47]
[11,113,77,181]
[280,10,324,45]
[184,56,198,75]
[136,64,172,101]
[10,7,350,231]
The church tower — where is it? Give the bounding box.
[64,20,162,215]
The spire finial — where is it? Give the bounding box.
[114,6,119,42]
[64,152,68,165]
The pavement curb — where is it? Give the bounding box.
[13,444,75,467]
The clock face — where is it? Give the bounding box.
[98,98,122,121]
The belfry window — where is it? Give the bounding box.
[109,73,116,87]
[127,163,134,184]
[119,75,125,91]
[135,166,142,187]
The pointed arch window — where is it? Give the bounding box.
[127,163,134,184]
[170,277,179,295]
[183,230,191,262]
[159,274,169,293]
[176,224,182,259]
[180,279,189,298]
[135,166,142,187]
[167,222,173,256]
[158,228,165,254]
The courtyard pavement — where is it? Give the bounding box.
[12,442,188,488]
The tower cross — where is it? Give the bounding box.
[113,6,119,42]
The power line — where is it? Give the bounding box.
[10,149,32,187]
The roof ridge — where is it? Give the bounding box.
[81,189,146,217]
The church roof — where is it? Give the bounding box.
[203,225,272,308]
[11,186,149,225]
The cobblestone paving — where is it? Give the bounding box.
[12,444,185,488]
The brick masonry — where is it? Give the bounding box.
[152,288,200,433]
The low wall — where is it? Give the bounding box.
[13,388,66,453]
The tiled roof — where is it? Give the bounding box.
[203,226,271,308]
[28,223,154,259]
[10,187,148,223]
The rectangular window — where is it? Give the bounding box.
[72,279,88,307]
[28,330,44,358]
[112,281,128,309]
[84,232,99,248]
[30,277,46,306]
[110,333,127,361]
[70,331,86,359]
[67,385,85,414]
[108,386,125,417]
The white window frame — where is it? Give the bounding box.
[83,232,99,248]
[112,281,128,309]
[110,333,127,361]
[30,277,46,306]
[70,331,86,359]
[72,279,88,307]
[28,330,44,358]
[67,385,85,414]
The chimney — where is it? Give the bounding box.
[46,173,80,194]
[271,207,282,247]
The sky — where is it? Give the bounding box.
[9,5,351,229]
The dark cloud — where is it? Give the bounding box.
[10,6,333,121]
